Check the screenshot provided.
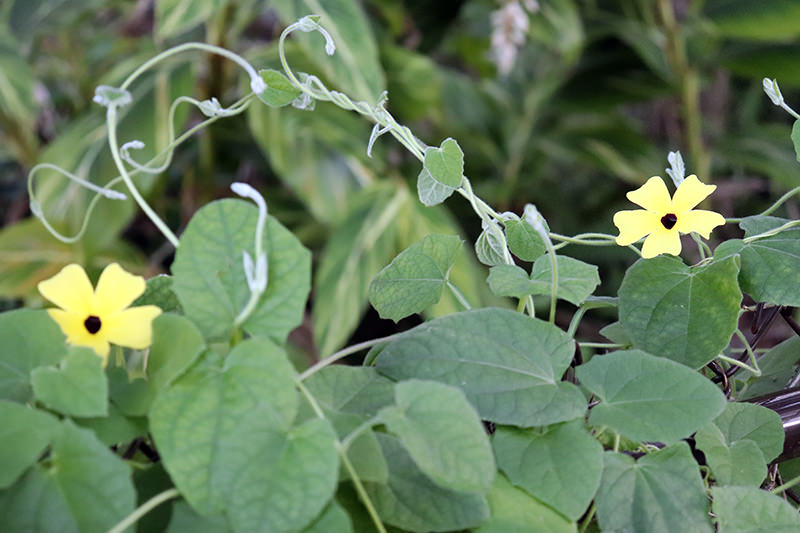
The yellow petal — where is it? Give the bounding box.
[38,264,93,315]
[671,175,717,214]
[102,306,162,350]
[674,209,726,239]
[48,309,110,360]
[613,210,661,246]
[626,176,672,213]
[641,228,682,259]
[92,263,147,316]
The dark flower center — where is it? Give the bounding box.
[84,315,102,334]
[660,213,678,230]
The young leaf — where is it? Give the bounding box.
[792,119,800,162]
[694,424,766,486]
[712,486,800,532]
[711,402,785,462]
[0,401,59,489]
[364,434,489,531]
[0,309,66,402]
[171,199,311,343]
[368,234,462,321]
[475,473,576,533]
[596,443,713,533]
[504,217,546,262]
[493,420,603,520]
[31,347,108,418]
[417,166,457,206]
[376,308,586,427]
[475,226,507,266]
[256,69,303,108]
[576,350,727,443]
[379,379,495,493]
[423,138,464,188]
[488,256,600,305]
[618,255,741,369]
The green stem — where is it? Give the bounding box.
[108,488,180,533]
[298,333,407,381]
[690,233,709,260]
[578,502,597,533]
[772,473,800,494]
[446,281,472,311]
[727,185,800,223]
[743,219,800,244]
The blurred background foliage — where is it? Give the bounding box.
[2,0,800,357]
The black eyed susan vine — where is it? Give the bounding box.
[5,13,800,533]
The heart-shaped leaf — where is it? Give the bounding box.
[488,255,600,305]
[31,347,107,417]
[423,138,463,188]
[255,69,302,108]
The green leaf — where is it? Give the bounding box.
[256,69,303,107]
[576,350,727,443]
[705,0,800,41]
[504,216,547,262]
[109,314,205,416]
[376,308,586,427]
[596,443,713,533]
[0,401,59,489]
[76,403,147,446]
[171,199,311,343]
[379,379,495,493]
[0,421,136,533]
[368,234,462,321]
[166,501,232,533]
[423,138,464,188]
[711,486,800,532]
[155,0,227,38]
[475,226,507,266]
[417,166,457,206]
[314,185,405,355]
[488,256,600,305]
[475,473,576,533]
[150,339,339,532]
[618,255,741,369]
[715,219,800,306]
[270,0,385,103]
[493,420,603,520]
[695,424,766,486]
[364,433,490,532]
[0,309,66,402]
[31,347,108,417]
[599,321,633,346]
[740,337,800,399]
[792,120,800,162]
[711,402,785,462]
[301,501,353,533]
[132,275,182,314]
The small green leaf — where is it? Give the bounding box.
[618,255,742,368]
[488,256,600,305]
[712,402,785,462]
[475,473,576,533]
[423,138,464,188]
[493,420,603,520]
[256,69,303,107]
[417,166,457,206]
[31,347,108,418]
[376,309,586,427]
[712,486,800,532]
[365,434,490,532]
[132,275,182,313]
[379,379,495,493]
[576,350,727,443]
[0,401,59,489]
[0,309,66,402]
[475,227,507,266]
[792,120,800,161]
[596,443,712,533]
[695,424,766,486]
[487,264,536,299]
[369,234,462,321]
[741,336,800,399]
[0,421,136,533]
[504,217,546,262]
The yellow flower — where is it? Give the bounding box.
[38,263,162,363]
[613,175,725,259]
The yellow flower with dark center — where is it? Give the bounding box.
[613,175,725,259]
[38,263,162,364]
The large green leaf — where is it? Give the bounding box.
[595,443,713,533]
[150,339,338,532]
[576,350,727,443]
[31,347,107,417]
[0,401,59,489]
[155,0,227,38]
[314,184,406,355]
[618,255,741,368]
[715,216,800,306]
[379,379,495,493]
[0,309,66,402]
[475,474,576,533]
[171,199,311,343]
[376,308,586,427]
[364,434,490,532]
[487,255,600,305]
[493,420,603,520]
[0,421,136,533]
[368,234,462,321]
[270,0,385,103]
[711,486,800,532]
